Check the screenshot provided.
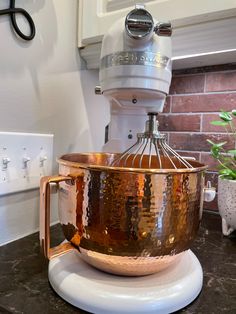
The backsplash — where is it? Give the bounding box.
[159,66,236,212]
[0,0,110,246]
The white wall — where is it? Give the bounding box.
[0,0,110,245]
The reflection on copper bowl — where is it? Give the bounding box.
[40,153,207,276]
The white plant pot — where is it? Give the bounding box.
[218,176,236,236]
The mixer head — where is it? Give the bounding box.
[98,4,172,113]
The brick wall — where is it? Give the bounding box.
[159,65,236,212]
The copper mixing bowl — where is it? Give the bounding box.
[40,153,207,276]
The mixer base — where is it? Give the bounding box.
[48,249,203,314]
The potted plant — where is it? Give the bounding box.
[207,110,236,236]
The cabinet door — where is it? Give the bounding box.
[78,0,236,47]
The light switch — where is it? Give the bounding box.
[40,156,47,167]
[2,157,11,170]
[0,132,53,196]
[22,156,31,169]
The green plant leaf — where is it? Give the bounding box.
[219,169,232,175]
[207,139,227,148]
[210,146,220,158]
[227,149,236,156]
[219,168,236,180]
[210,120,229,126]
[232,170,236,178]
[219,112,232,122]
[215,141,227,147]
[232,109,236,116]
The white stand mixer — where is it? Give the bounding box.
[99,4,172,154]
[48,5,209,313]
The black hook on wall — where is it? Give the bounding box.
[0,0,36,41]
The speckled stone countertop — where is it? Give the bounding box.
[0,212,235,314]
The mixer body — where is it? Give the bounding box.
[99,5,173,154]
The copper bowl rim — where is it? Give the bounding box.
[57,152,208,174]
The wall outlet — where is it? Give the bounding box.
[0,132,53,196]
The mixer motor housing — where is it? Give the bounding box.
[98,5,172,153]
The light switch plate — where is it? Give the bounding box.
[0,132,54,196]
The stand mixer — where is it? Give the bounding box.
[40,4,216,314]
[100,4,172,155]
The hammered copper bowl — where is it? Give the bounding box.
[40,153,207,276]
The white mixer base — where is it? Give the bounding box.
[48,249,203,314]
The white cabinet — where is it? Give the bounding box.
[78,0,236,69]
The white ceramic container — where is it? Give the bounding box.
[218,176,236,236]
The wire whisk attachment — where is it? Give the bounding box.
[111,113,194,169]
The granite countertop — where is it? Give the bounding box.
[0,212,235,314]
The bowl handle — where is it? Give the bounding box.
[40,175,76,260]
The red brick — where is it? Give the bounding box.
[202,113,236,132]
[172,93,236,113]
[201,153,220,171]
[169,133,234,152]
[158,114,200,132]
[205,71,236,92]
[163,96,171,113]
[169,74,205,94]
